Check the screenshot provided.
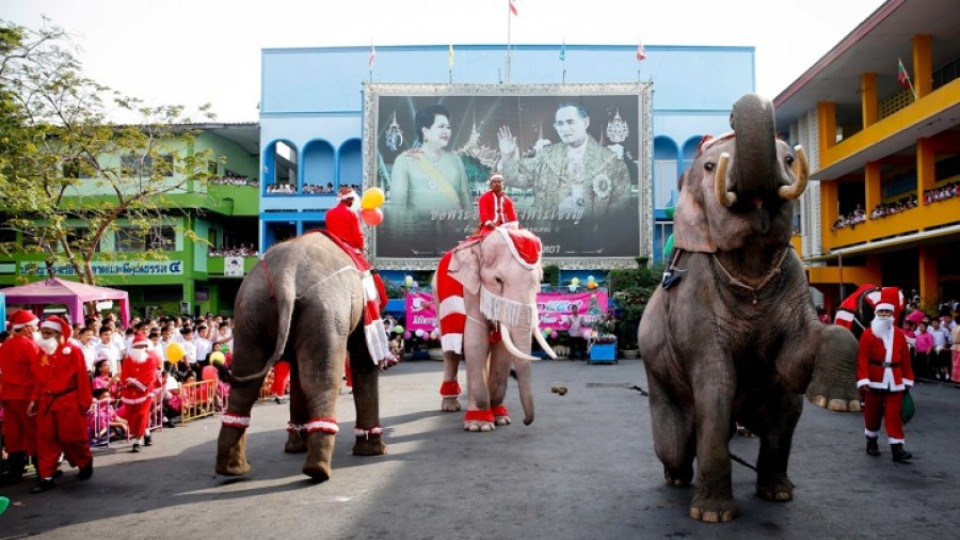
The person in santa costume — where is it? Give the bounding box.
[477,172,517,231]
[324,186,395,368]
[856,287,914,462]
[27,316,93,493]
[119,333,161,453]
[0,311,42,485]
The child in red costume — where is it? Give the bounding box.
[119,333,160,453]
[0,310,42,485]
[28,316,93,493]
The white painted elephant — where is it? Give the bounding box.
[432,224,557,432]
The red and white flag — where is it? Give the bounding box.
[509,0,518,16]
[368,44,376,70]
[636,39,647,61]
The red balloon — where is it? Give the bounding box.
[361,208,384,226]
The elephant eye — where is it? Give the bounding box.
[704,162,715,172]
[785,155,795,166]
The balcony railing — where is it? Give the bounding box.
[824,196,960,251]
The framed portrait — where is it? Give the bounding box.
[363,82,653,270]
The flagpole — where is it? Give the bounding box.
[561,39,566,84]
[506,1,512,83]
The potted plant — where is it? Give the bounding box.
[608,256,662,359]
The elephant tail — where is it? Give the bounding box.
[216,281,297,387]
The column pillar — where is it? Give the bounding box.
[913,35,932,98]
[918,246,939,311]
[861,73,877,128]
[864,162,881,217]
[917,138,935,204]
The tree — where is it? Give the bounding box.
[0,18,216,285]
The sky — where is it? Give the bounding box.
[4,0,886,123]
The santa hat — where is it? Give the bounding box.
[11,310,40,331]
[40,315,71,341]
[489,172,504,184]
[872,286,904,315]
[338,187,357,201]
[131,333,150,348]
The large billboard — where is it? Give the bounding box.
[363,83,652,269]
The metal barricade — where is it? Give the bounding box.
[179,379,218,424]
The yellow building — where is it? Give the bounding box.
[775,0,960,314]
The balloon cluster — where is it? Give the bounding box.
[360,187,386,226]
[408,326,440,341]
[541,328,559,339]
[568,275,599,291]
[403,275,419,288]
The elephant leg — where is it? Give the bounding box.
[463,322,495,432]
[646,375,695,487]
[296,338,345,482]
[440,351,462,412]
[215,374,263,476]
[284,372,309,454]
[805,325,861,412]
[350,340,386,457]
[750,391,802,502]
[488,345,512,426]
[689,372,737,523]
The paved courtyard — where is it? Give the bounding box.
[2,358,959,539]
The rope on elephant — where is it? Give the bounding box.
[296,265,356,300]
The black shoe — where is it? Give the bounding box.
[274,396,285,404]
[30,478,55,494]
[131,443,141,453]
[144,433,153,446]
[891,443,912,463]
[866,436,880,456]
[78,462,94,481]
[52,469,64,480]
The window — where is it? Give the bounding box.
[116,225,175,252]
[62,158,95,179]
[653,160,679,209]
[120,154,174,177]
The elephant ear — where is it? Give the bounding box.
[448,243,482,294]
[672,172,717,253]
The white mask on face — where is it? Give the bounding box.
[129,348,148,363]
[36,335,59,355]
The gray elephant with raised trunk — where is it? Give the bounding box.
[214,232,386,482]
[433,225,557,432]
[637,94,860,523]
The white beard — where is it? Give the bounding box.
[129,348,148,363]
[871,316,894,340]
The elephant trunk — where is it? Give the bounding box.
[729,93,780,195]
[500,324,535,425]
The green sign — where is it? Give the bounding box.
[21,260,185,277]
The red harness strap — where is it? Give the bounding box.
[261,259,277,299]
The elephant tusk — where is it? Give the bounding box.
[779,145,809,201]
[500,324,540,363]
[532,324,558,360]
[714,152,737,207]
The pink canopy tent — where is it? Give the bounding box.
[0,278,130,327]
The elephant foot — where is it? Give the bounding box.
[807,393,860,412]
[284,429,308,454]
[689,494,737,523]
[494,415,511,426]
[464,421,496,432]
[664,464,693,487]
[216,428,251,477]
[352,435,387,456]
[302,431,336,482]
[756,473,794,502]
[441,397,461,412]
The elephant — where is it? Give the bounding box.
[637,94,861,523]
[834,283,908,340]
[432,224,557,432]
[214,231,386,482]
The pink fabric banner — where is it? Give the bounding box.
[405,292,438,333]
[404,290,608,333]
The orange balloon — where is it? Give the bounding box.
[361,208,384,226]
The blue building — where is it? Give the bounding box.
[259,44,755,279]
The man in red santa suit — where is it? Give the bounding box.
[856,287,914,463]
[325,186,395,368]
[0,311,42,485]
[28,316,93,493]
[477,172,517,231]
[119,333,161,453]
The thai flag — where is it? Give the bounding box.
[509,0,518,16]
[636,39,647,61]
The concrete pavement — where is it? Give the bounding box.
[2,358,959,539]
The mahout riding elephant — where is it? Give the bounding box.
[433,224,557,432]
[637,94,861,523]
[214,232,386,482]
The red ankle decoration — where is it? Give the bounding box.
[492,405,509,417]
[440,381,462,397]
[464,409,495,423]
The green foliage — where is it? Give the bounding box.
[542,264,560,286]
[608,257,663,349]
[0,18,215,285]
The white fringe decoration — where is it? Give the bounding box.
[480,285,535,328]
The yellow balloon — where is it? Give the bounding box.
[166,342,185,363]
[209,351,226,365]
[361,187,385,210]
